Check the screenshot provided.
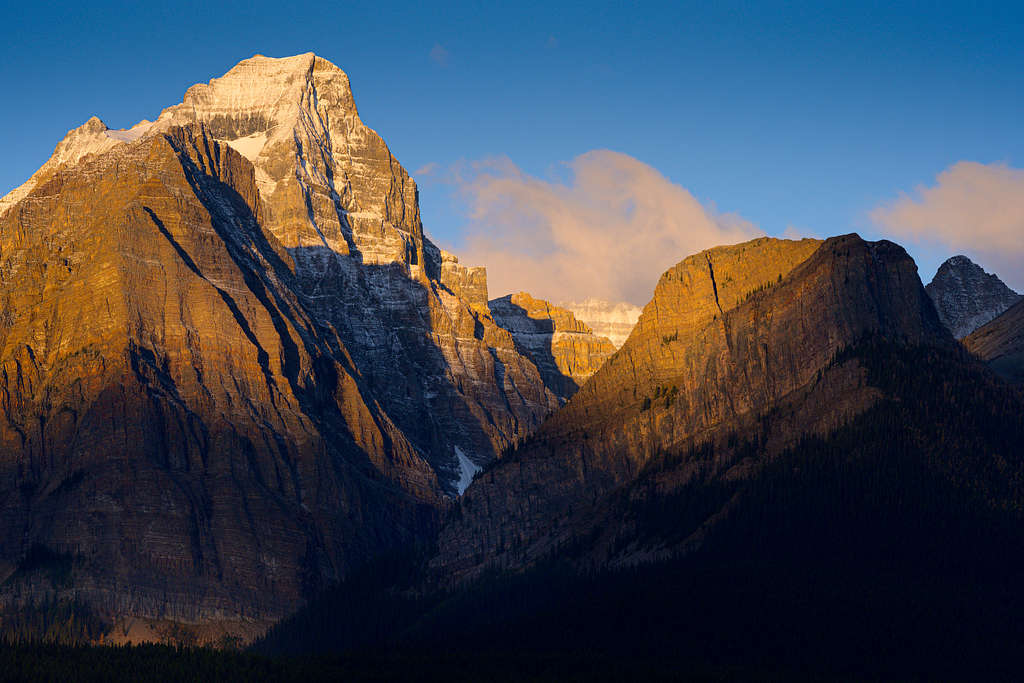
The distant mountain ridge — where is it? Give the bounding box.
[559,298,642,348]
[4,52,1021,666]
[926,255,1020,338]
[488,292,615,401]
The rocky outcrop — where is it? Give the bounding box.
[964,299,1024,383]
[437,250,488,313]
[433,235,954,581]
[925,255,1020,338]
[489,292,615,401]
[0,53,564,633]
[560,299,642,348]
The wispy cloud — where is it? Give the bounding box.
[870,161,1024,288]
[429,43,449,67]
[450,150,760,305]
[414,162,438,177]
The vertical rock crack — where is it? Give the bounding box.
[706,253,724,316]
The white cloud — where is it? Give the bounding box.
[451,150,760,305]
[870,161,1024,289]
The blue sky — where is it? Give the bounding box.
[3,1,1023,298]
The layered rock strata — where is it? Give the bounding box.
[559,298,642,348]
[3,52,562,499]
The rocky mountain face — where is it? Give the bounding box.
[926,255,1021,338]
[964,299,1024,383]
[153,53,565,489]
[434,235,955,580]
[559,298,641,348]
[0,53,588,634]
[488,293,615,401]
[0,125,441,631]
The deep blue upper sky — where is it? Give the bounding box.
[3,0,1022,290]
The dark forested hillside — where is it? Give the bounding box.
[250,336,1024,680]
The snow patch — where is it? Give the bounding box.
[226,132,268,163]
[104,120,154,142]
[453,446,481,495]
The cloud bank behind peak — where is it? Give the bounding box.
[871,161,1024,290]
[447,150,761,306]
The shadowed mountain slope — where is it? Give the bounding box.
[259,325,1024,680]
[965,298,1024,383]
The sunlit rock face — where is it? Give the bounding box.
[559,298,642,348]
[926,255,1021,339]
[489,292,615,401]
[434,235,954,582]
[0,126,440,626]
[0,53,566,630]
[149,53,422,267]
[438,250,489,313]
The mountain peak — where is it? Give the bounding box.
[82,115,107,133]
[0,52,565,631]
[160,51,358,135]
[926,255,1020,338]
[945,254,975,267]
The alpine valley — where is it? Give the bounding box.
[1,54,1023,680]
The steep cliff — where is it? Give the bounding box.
[926,255,1020,338]
[434,235,955,580]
